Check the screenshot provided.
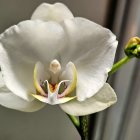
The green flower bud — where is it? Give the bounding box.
[124,37,140,58]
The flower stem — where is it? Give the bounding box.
[79,116,89,140]
[108,56,131,76]
[67,114,80,133]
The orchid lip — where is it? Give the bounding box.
[32,60,77,105]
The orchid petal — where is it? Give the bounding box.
[60,18,118,101]
[0,20,65,100]
[59,83,117,116]
[0,70,4,88]
[0,72,45,112]
[0,89,45,112]
[31,3,74,22]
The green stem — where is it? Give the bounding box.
[79,116,88,140]
[108,56,131,76]
[67,114,80,133]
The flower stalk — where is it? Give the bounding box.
[79,116,89,140]
[108,56,131,76]
[67,114,80,133]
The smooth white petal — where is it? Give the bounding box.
[60,83,117,116]
[31,3,74,22]
[60,18,118,101]
[0,70,5,88]
[0,20,66,100]
[0,71,45,112]
[0,75,45,112]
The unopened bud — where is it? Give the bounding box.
[125,37,140,58]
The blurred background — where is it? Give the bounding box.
[0,0,140,140]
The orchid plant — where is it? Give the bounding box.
[0,2,139,140]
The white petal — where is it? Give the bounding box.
[60,18,118,101]
[0,90,45,112]
[0,76,45,112]
[0,70,45,112]
[31,3,74,22]
[0,20,66,100]
[60,83,117,116]
[0,70,5,88]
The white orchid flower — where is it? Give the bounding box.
[0,3,118,116]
